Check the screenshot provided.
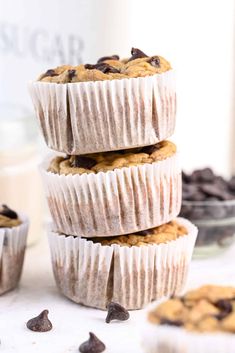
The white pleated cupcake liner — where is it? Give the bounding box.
[0,215,29,295]
[48,217,197,310]
[142,322,235,353]
[41,152,182,237]
[29,70,176,155]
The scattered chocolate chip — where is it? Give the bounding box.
[148,56,161,68]
[26,310,52,332]
[0,205,18,219]
[128,48,148,62]
[160,318,183,327]
[68,69,76,81]
[84,63,120,74]
[105,302,130,323]
[97,55,119,63]
[42,69,58,78]
[79,332,105,353]
[141,145,158,154]
[72,156,97,169]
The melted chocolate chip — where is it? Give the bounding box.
[148,56,161,68]
[136,229,154,236]
[26,310,53,332]
[43,69,58,78]
[68,69,76,81]
[72,156,96,169]
[215,299,233,315]
[105,302,130,323]
[141,145,158,154]
[0,205,18,219]
[97,55,119,63]
[79,332,106,353]
[85,63,120,74]
[128,48,148,62]
[160,318,183,327]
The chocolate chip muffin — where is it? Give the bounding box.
[0,205,29,295]
[48,218,197,310]
[144,285,235,353]
[29,47,176,155]
[91,220,187,247]
[38,48,171,83]
[42,141,181,237]
[48,141,176,175]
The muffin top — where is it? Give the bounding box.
[0,205,22,228]
[90,221,187,247]
[48,141,176,176]
[148,285,235,333]
[38,48,171,83]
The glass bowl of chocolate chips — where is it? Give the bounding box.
[180,168,235,258]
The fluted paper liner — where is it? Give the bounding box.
[48,218,197,310]
[142,320,235,353]
[0,215,29,295]
[29,70,176,155]
[41,152,181,237]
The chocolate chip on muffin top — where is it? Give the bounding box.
[148,285,235,333]
[90,221,187,247]
[38,48,171,83]
[0,204,22,228]
[48,140,176,176]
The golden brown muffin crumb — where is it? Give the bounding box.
[90,221,187,247]
[148,285,235,333]
[48,141,176,176]
[38,48,171,83]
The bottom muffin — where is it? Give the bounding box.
[143,284,235,353]
[48,218,197,310]
[0,205,29,294]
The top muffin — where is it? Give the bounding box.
[38,48,171,83]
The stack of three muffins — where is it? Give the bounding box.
[29,48,197,310]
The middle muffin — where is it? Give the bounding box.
[41,140,181,237]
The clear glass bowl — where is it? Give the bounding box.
[180,199,235,258]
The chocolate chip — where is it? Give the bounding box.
[200,184,232,201]
[182,171,191,183]
[141,145,158,154]
[26,310,52,332]
[199,168,215,182]
[42,69,58,78]
[128,48,148,62]
[97,55,119,63]
[215,299,233,314]
[228,176,235,192]
[68,69,76,81]
[72,156,96,169]
[105,302,130,323]
[148,56,161,68]
[160,318,183,327]
[85,63,120,74]
[79,332,105,353]
[136,228,154,236]
[0,205,18,219]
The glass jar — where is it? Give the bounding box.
[180,199,235,258]
[0,104,44,246]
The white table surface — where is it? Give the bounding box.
[0,236,235,353]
